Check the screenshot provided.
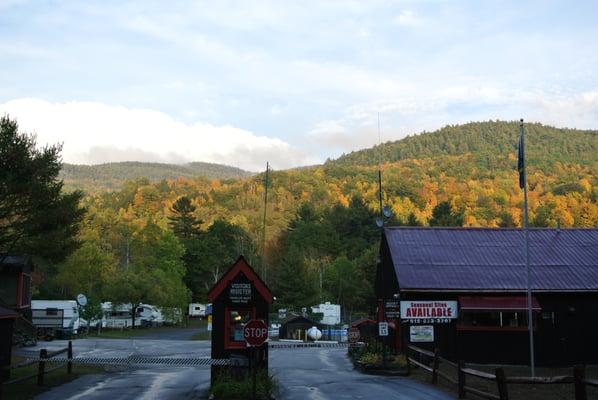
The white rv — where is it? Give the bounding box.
[311,302,341,325]
[31,300,80,337]
[100,302,163,328]
[188,303,207,318]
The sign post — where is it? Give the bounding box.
[244,320,268,400]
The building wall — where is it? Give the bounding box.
[397,292,598,366]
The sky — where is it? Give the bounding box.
[1,0,597,171]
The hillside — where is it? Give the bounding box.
[60,161,253,192]
[44,119,598,314]
[330,121,598,170]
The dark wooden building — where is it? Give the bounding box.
[0,255,34,317]
[0,307,19,384]
[375,227,598,366]
[279,315,321,340]
[208,256,273,377]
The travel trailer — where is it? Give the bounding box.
[100,302,162,328]
[31,300,80,337]
[188,303,208,318]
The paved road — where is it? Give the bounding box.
[270,347,454,400]
[21,336,453,399]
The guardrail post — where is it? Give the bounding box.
[495,367,508,400]
[574,364,587,400]
[67,341,73,374]
[37,349,47,386]
[431,348,440,384]
[458,360,466,399]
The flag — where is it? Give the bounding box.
[517,121,525,189]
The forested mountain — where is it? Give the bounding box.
[60,161,253,191]
[42,120,598,319]
[331,121,598,171]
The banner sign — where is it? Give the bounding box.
[230,283,252,303]
[400,301,458,323]
[410,325,434,342]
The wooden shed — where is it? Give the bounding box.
[279,315,321,340]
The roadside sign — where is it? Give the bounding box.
[76,293,87,306]
[244,319,268,347]
[348,327,360,343]
[378,322,389,337]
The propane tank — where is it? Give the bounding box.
[307,326,322,340]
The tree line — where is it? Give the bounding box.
[2,116,597,320]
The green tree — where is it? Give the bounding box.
[429,201,464,226]
[168,196,202,239]
[54,241,117,299]
[0,116,84,262]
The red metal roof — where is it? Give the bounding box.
[208,256,273,303]
[384,227,598,292]
[459,296,541,311]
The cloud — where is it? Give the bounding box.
[393,10,422,27]
[0,98,314,171]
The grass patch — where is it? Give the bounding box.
[2,356,105,400]
[83,321,196,339]
[190,319,211,340]
[211,369,276,400]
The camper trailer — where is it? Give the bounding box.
[100,302,163,328]
[31,300,80,337]
[188,303,207,318]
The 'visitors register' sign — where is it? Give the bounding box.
[230,283,252,303]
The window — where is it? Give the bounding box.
[458,311,536,331]
[229,309,252,342]
[46,308,59,316]
[224,307,255,349]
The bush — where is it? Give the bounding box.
[211,369,277,400]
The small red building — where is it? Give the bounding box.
[208,256,273,379]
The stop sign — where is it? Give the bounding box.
[348,327,360,343]
[244,319,268,347]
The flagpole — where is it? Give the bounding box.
[520,118,535,376]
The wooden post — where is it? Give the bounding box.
[67,341,73,374]
[458,360,466,399]
[37,349,47,386]
[495,367,509,400]
[251,347,257,400]
[574,365,587,400]
[431,348,440,384]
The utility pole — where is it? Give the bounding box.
[261,162,269,281]
[519,119,535,376]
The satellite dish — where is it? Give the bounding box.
[382,205,392,219]
[76,293,88,306]
[375,218,384,228]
